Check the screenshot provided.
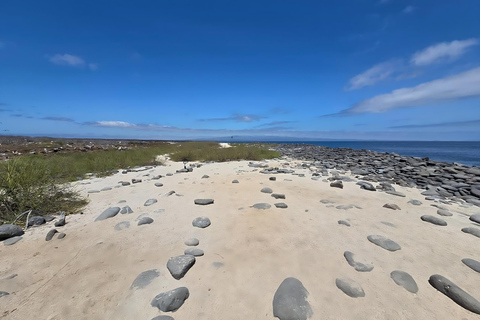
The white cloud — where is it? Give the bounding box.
[91,121,136,128]
[49,54,85,66]
[343,66,480,114]
[411,39,479,66]
[345,60,400,90]
[403,6,415,14]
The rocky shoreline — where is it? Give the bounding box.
[270,143,480,207]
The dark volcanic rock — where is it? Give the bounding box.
[344,251,374,272]
[54,216,66,227]
[154,182,164,187]
[57,233,66,239]
[167,255,196,280]
[335,278,365,298]
[45,229,58,241]
[27,216,46,226]
[144,198,158,206]
[261,187,273,194]
[383,203,401,210]
[151,316,174,320]
[272,193,286,199]
[437,209,453,217]
[357,181,376,191]
[194,199,214,205]
[330,181,343,189]
[0,224,24,240]
[367,235,401,251]
[462,258,480,273]
[253,203,271,209]
[131,269,160,289]
[0,291,9,297]
[421,215,447,226]
[338,220,350,227]
[151,287,190,312]
[192,217,211,228]
[462,227,480,238]
[429,274,480,315]
[269,177,277,181]
[390,270,418,293]
[138,217,154,226]
[470,213,480,224]
[184,248,204,256]
[273,277,313,320]
[274,203,288,209]
[232,179,239,183]
[95,207,120,221]
[408,200,422,206]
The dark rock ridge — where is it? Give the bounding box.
[270,144,480,207]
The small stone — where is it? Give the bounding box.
[408,200,422,205]
[154,182,164,187]
[192,217,211,228]
[27,216,46,226]
[335,278,365,298]
[272,194,286,200]
[462,227,480,238]
[3,236,22,246]
[87,190,100,193]
[390,270,418,293]
[437,209,453,217]
[381,221,396,227]
[385,191,406,197]
[261,187,273,193]
[151,316,174,320]
[120,205,133,214]
[330,181,343,189]
[194,199,214,205]
[383,203,401,210]
[45,229,58,241]
[0,291,9,297]
[57,233,66,239]
[114,221,130,231]
[101,187,112,191]
[0,224,24,241]
[151,287,190,312]
[166,190,175,196]
[269,177,276,181]
[338,220,350,227]
[421,215,447,226]
[184,248,204,256]
[185,238,199,246]
[253,203,271,209]
[132,179,142,184]
[428,274,480,315]
[202,175,209,179]
[138,217,154,226]
[462,258,480,273]
[54,216,66,227]
[144,199,158,206]
[121,181,131,186]
[273,277,313,320]
[131,269,160,290]
[274,203,288,209]
[470,213,480,224]
[367,235,401,251]
[95,207,120,221]
[344,251,373,272]
[167,255,196,280]
[232,180,239,183]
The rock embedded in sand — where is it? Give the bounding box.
[95,207,120,221]
[338,220,350,227]
[202,175,209,179]
[151,316,174,320]
[194,199,214,205]
[330,181,343,189]
[335,278,365,298]
[88,190,100,193]
[272,194,286,199]
[253,203,271,210]
[0,291,9,297]
[184,248,204,256]
[27,216,46,226]
[385,190,406,197]
[437,209,453,217]
[114,221,130,231]
[261,187,273,194]
[367,235,401,252]
[120,205,133,214]
[390,270,418,293]
[462,227,480,238]
[428,274,480,315]
[3,236,22,246]
[275,203,288,209]
[132,179,142,184]
[167,255,196,280]
[154,182,164,187]
[144,199,158,206]
[269,177,276,181]
[0,224,24,240]
[151,287,190,312]
[408,199,422,205]
[383,203,401,210]
[55,216,66,227]
[356,181,376,191]
[185,238,199,246]
[57,233,66,239]
[462,258,480,273]
[232,179,239,183]
[470,213,480,224]
[273,277,313,320]
[343,251,374,272]
[138,217,154,226]
[421,215,447,226]
[131,269,160,290]
[192,217,211,228]
[45,229,58,241]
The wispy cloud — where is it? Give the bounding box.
[86,121,137,128]
[391,119,480,129]
[346,60,401,90]
[411,39,479,66]
[48,53,99,70]
[403,6,415,14]
[42,116,75,122]
[333,66,480,115]
[199,113,266,122]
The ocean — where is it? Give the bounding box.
[266,141,480,167]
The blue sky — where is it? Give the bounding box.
[1,0,480,140]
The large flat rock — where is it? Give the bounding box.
[273,277,313,320]
[367,235,401,252]
[390,270,418,293]
[429,274,480,315]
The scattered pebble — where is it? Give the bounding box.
[252,203,271,209]
[274,203,288,209]
[151,287,190,312]
[0,224,24,240]
[138,217,154,226]
[120,205,133,214]
[3,236,22,246]
[57,233,66,239]
[184,248,204,256]
[167,255,196,280]
[383,203,401,210]
[437,209,453,217]
[154,182,164,187]
[185,238,199,246]
[192,217,211,228]
[144,199,158,206]
[421,215,447,226]
[344,251,374,272]
[367,235,401,251]
[271,193,286,199]
[390,270,418,293]
[114,221,130,231]
[338,220,350,227]
[330,181,343,189]
[95,207,120,221]
[232,180,239,183]
[261,187,273,194]
[335,278,365,298]
[194,199,214,205]
[45,229,58,241]
[462,258,480,273]
[408,199,422,205]
[462,227,480,238]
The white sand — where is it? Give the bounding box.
[1,159,480,319]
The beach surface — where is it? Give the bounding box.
[1,157,480,319]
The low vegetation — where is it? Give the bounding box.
[0,142,279,223]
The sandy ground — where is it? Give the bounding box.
[1,158,480,320]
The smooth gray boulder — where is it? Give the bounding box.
[192,217,211,228]
[0,224,24,240]
[335,278,365,298]
[429,274,480,315]
[131,269,160,289]
[3,236,22,246]
[253,203,271,209]
[421,215,447,226]
[390,270,418,293]
[167,255,196,280]
[261,187,273,194]
[114,221,130,231]
[27,216,46,226]
[151,287,190,312]
[184,248,204,256]
[272,194,286,199]
[273,277,313,320]
[344,251,374,272]
[232,179,239,183]
[330,181,343,189]
[275,203,288,209]
[383,203,401,210]
[462,258,480,273]
[338,220,350,227]
[154,182,164,187]
[357,181,375,191]
[144,199,158,206]
[138,217,154,226]
[45,229,58,241]
[408,200,422,206]
[194,199,214,205]
[367,235,401,252]
[120,205,133,214]
[437,209,453,217]
[57,233,66,239]
[462,227,480,238]
[95,207,120,221]
[185,238,199,246]
[470,213,480,224]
